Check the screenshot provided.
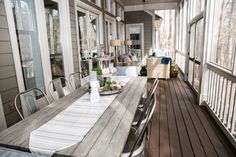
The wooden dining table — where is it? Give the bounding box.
[0,76,147,157]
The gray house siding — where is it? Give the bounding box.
[0,0,21,126]
[125,11,153,57]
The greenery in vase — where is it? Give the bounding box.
[92,67,102,75]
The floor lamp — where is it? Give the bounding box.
[124,39,132,55]
[111,39,121,66]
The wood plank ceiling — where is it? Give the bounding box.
[120,0,180,6]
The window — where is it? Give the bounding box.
[77,8,100,76]
[175,9,180,50]
[117,5,124,21]
[104,0,115,15]
[210,0,236,70]
[87,0,101,7]
[182,1,187,55]
[105,18,116,55]
[155,10,176,57]
[189,0,205,19]
[12,0,45,91]
[179,3,183,51]
[118,22,125,54]
[89,14,99,54]
[44,0,65,80]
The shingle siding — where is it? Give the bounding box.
[124,11,153,57]
[0,0,21,126]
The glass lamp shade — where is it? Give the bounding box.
[124,40,132,46]
[154,20,162,28]
[111,39,121,46]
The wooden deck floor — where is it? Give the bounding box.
[145,77,236,157]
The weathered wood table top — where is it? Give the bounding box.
[0,76,147,157]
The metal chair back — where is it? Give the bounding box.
[14,88,50,119]
[128,94,156,157]
[48,77,70,101]
[136,78,159,128]
[68,72,84,90]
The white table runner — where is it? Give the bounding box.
[29,76,131,156]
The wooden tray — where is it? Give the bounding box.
[99,88,123,96]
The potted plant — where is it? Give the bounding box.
[170,60,178,78]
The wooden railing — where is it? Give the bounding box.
[207,63,236,141]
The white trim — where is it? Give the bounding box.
[105,15,117,53]
[59,0,74,79]
[75,1,104,83]
[124,2,178,12]
[35,0,52,94]
[75,5,82,73]
[76,0,104,44]
[4,0,25,93]
[35,0,74,91]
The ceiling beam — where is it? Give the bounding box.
[124,2,178,12]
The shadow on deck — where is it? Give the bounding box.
[146,77,236,157]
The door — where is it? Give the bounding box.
[188,17,204,93]
[126,24,144,62]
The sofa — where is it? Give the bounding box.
[115,54,142,76]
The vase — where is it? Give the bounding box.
[140,66,147,76]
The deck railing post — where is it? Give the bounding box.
[206,63,236,142]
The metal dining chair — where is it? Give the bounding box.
[121,94,156,157]
[68,72,84,90]
[14,88,50,119]
[132,78,159,126]
[48,77,71,101]
[138,72,159,109]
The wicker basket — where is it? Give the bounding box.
[146,57,170,79]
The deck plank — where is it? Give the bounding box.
[146,80,160,157]
[165,81,182,157]
[175,78,218,157]
[159,81,170,157]
[146,77,235,157]
[179,78,234,157]
[172,79,206,157]
[168,80,194,157]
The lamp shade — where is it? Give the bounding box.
[111,39,121,46]
[124,40,132,46]
[154,14,163,29]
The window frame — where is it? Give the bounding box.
[105,15,117,54]
[206,0,236,73]
[87,0,101,7]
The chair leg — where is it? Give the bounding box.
[142,150,145,157]
[146,123,151,141]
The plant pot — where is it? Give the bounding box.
[140,66,147,76]
[170,64,178,78]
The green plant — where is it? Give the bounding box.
[92,67,102,75]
